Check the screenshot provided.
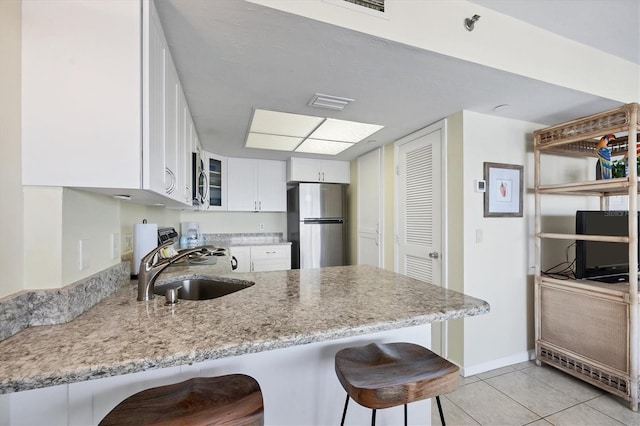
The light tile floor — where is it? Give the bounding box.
[431,361,640,426]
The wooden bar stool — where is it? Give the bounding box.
[335,342,459,426]
[99,374,264,426]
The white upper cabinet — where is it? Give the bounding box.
[287,158,350,184]
[227,158,286,212]
[146,3,166,195]
[257,160,287,211]
[164,56,179,200]
[21,0,194,207]
[204,151,227,211]
[180,93,193,205]
[227,158,258,211]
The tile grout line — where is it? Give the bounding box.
[434,393,481,426]
[519,366,632,425]
[478,372,543,425]
[473,365,634,426]
[583,396,633,426]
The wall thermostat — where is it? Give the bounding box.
[474,179,486,193]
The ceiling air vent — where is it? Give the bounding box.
[344,0,384,13]
[308,93,355,111]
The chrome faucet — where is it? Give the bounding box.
[137,240,215,301]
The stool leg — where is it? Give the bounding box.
[371,408,376,426]
[340,395,349,426]
[436,395,446,426]
[404,403,408,426]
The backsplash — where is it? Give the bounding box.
[0,262,129,341]
[203,232,287,247]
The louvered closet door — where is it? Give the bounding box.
[397,126,442,286]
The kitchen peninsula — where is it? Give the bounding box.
[0,264,489,425]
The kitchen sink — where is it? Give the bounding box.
[154,278,253,301]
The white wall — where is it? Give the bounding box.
[249,0,638,104]
[22,188,122,290]
[0,0,24,298]
[60,189,121,284]
[120,203,181,252]
[180,211,287,235]
[447,110,599,374]
[461,112,540,371]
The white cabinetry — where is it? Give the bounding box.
[203,152,227,211]
[229,246,251,273]
[146,2,166,195]
[229,245,291,272]
[21,0,193,207]
[227,158,286,212]
[250,245,291,272]
[287,158,350,184]
[179,91,193,205]
[164,56,180,201]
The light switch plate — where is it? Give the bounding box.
[78,239,90,270]
[474,179,486,193]
[111,233,120,260]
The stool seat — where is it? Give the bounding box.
[335,342,459,425]
[99,374,263,426]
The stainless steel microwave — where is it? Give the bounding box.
[192,151,207,206]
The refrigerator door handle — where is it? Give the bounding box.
[303,218,344,224]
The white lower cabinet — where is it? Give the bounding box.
[229,246,251,273]
[250,245,291,272]
[0,325,431,425]
[230,245,291,272]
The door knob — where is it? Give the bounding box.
[428,251,439,259]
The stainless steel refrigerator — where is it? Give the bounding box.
[287,183,345,269]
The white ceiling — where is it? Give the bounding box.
[155,0,637,161]
[471,0,640,65]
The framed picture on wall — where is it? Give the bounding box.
[483,162,524,217]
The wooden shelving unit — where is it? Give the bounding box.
[534,103,640,411]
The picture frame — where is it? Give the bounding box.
[483,162,524,217]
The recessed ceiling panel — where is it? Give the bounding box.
[246,133,303,151]
[250,109,324,137]
[309,118,384,142]
[295,139,354,155]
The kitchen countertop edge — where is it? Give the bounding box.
[0,265,489,394]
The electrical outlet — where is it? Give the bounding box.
[259,224,265,231]
[78,239,90,270]
[111,233,120,259]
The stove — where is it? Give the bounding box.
[158,227,179,246]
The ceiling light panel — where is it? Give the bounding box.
[250,109,324,137]
[309,118,383,143]
[246,133,303,151]
[295,139,354,155]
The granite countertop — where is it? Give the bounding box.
[0,264,489,394]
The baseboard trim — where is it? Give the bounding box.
[461,350,535,377]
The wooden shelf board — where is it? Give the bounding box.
[537,178,634,195]
[538,232,630,243]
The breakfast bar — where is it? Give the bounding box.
[0,264,489,425]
